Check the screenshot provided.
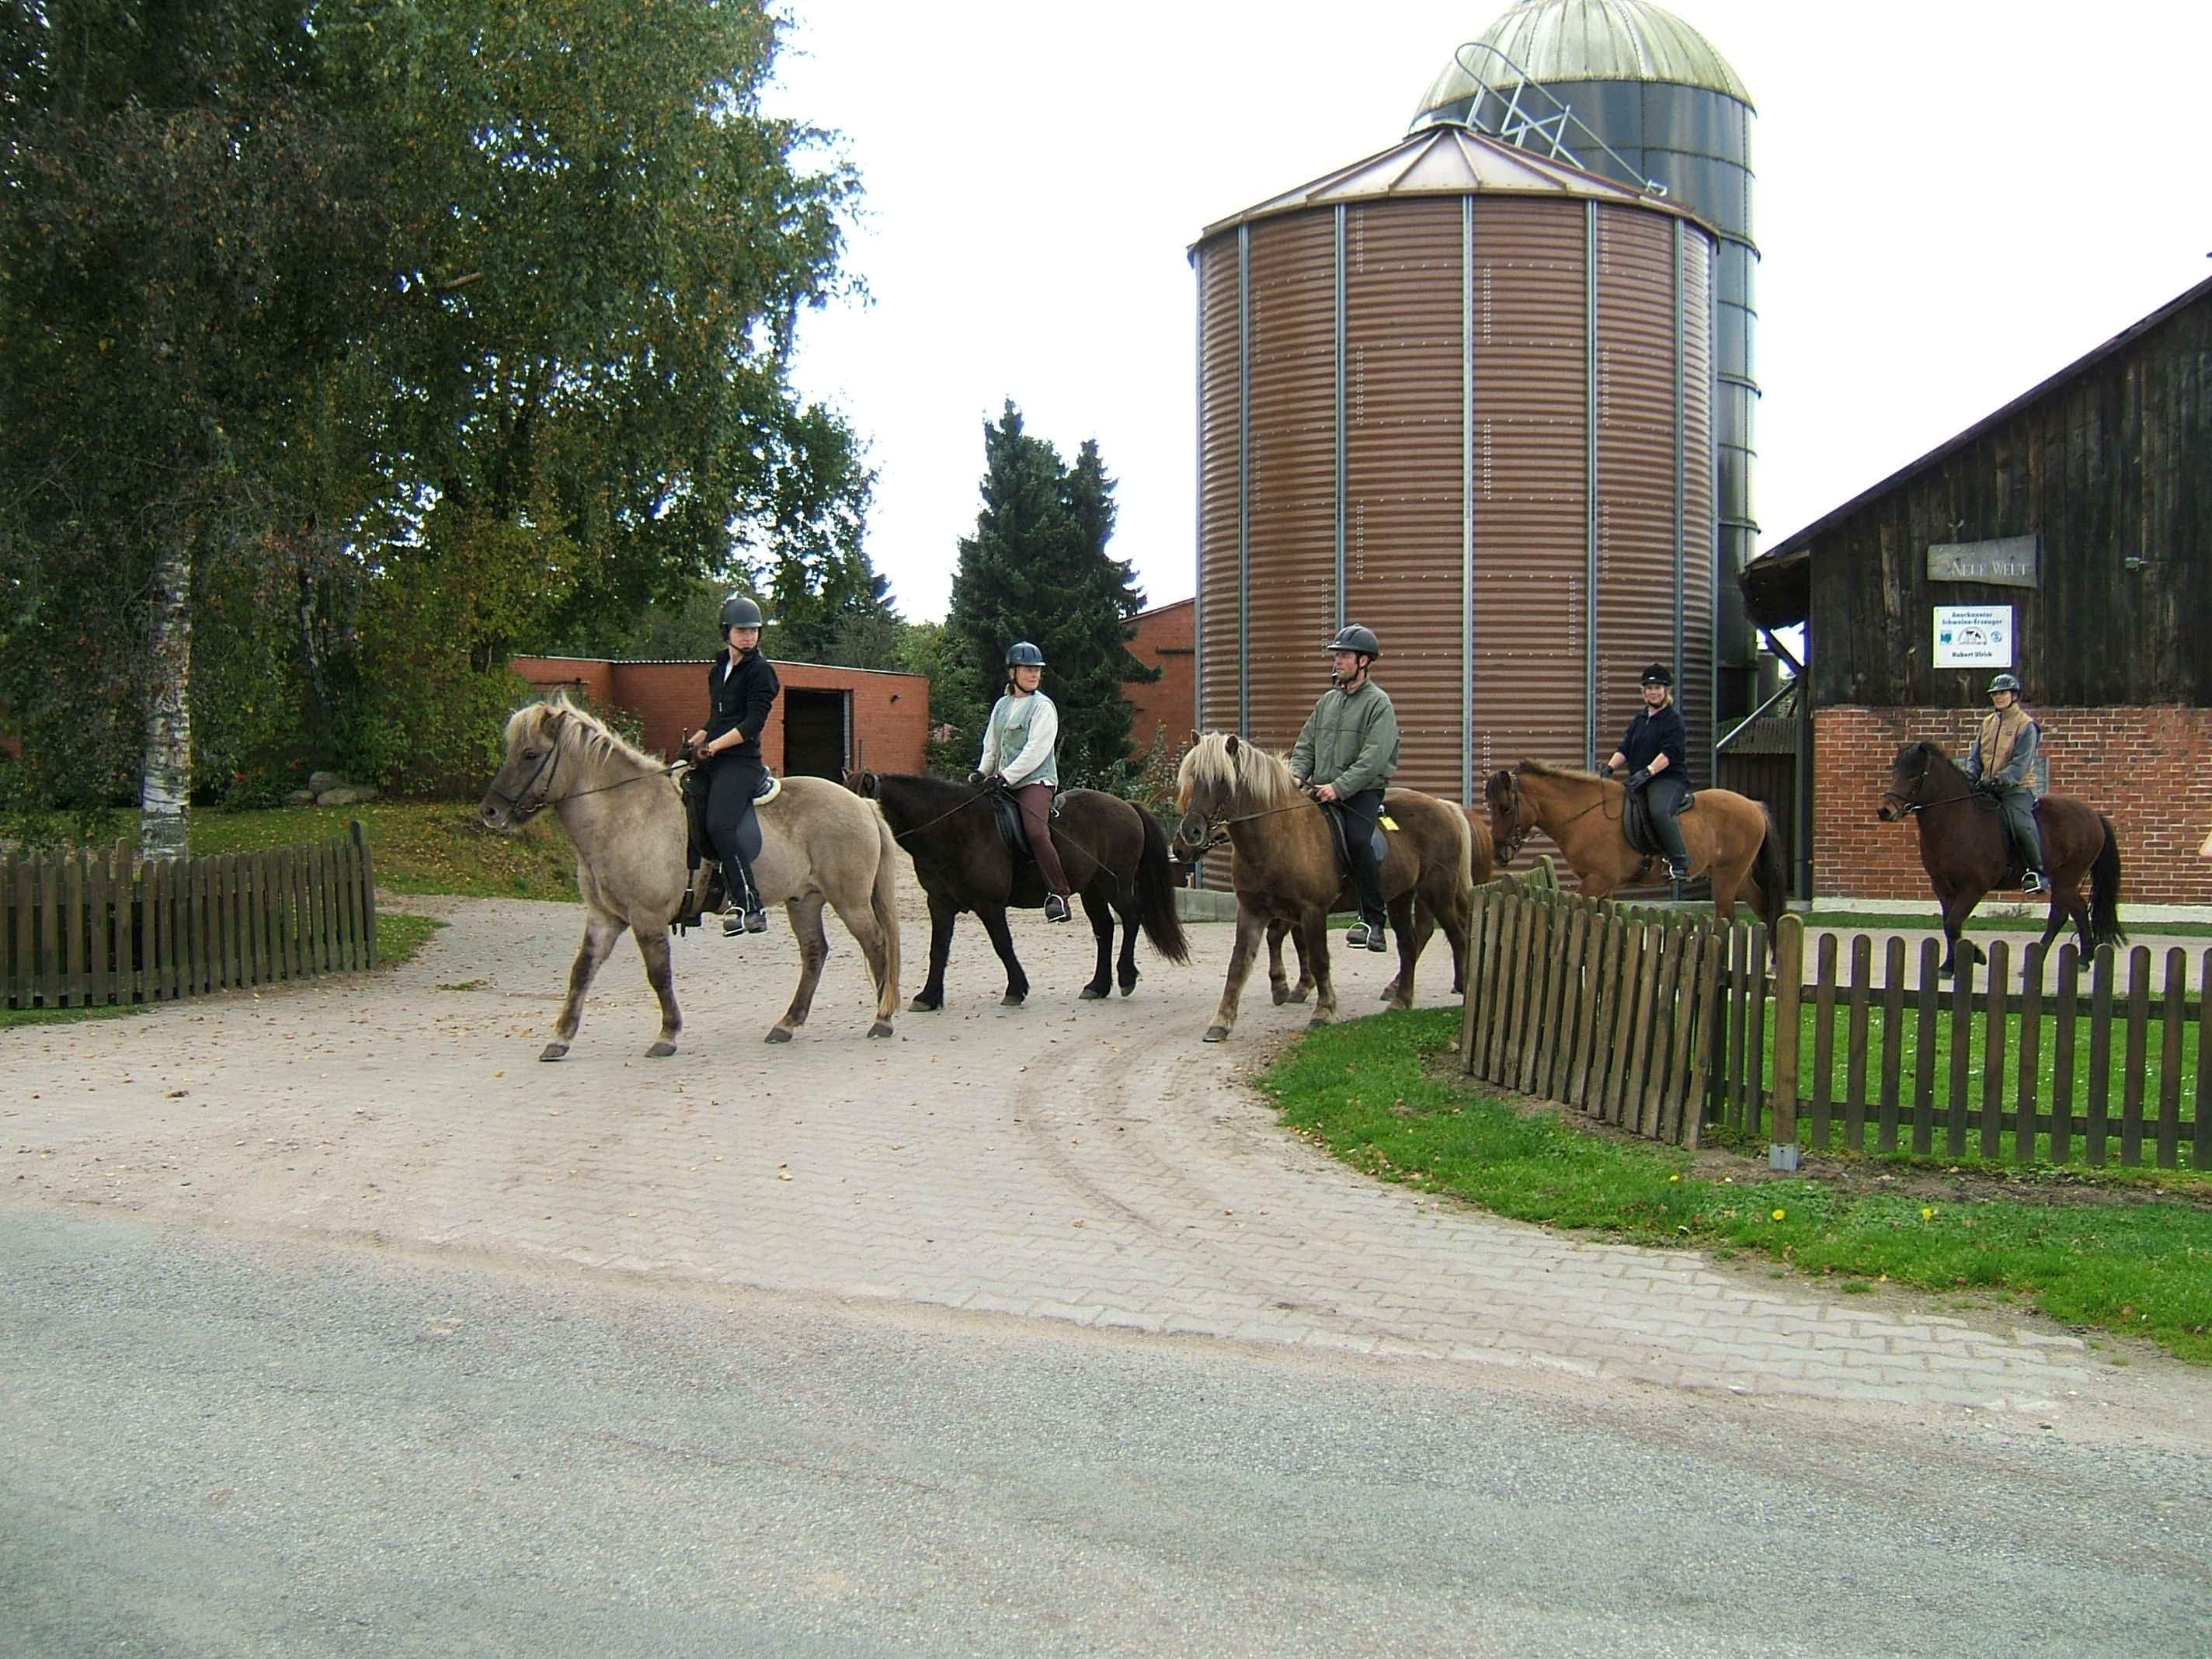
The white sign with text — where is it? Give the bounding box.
[1932,604,2014,667]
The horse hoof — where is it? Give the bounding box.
[766,1026,794,1044]
[1285,988,1310,1006]
[1377,985,1396,1003]
[1202,1025,1229,1044]
[538,1043,569,1063]
[1080,986,1108,1000]
[1304,1017,1330,1033]
[907,996,941,1013]
[1271,986,1289,1005]
[1001,992,1026,1007]
[868,1021,894,1039]
[645,1040,676,1059]
[1118,980,1136,998]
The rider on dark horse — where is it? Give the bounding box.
[972,641,1075,923]
[1963,671,2048,895]
[687,593,779,936]
[1289,624,1400,952]
[1602,663,1693,883]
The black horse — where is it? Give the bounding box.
[847,771,1189,1010]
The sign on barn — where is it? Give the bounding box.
[1926,534,2039,587]
[1932,604,2013,668]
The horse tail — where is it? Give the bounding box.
[871,809,903,1000]
[1752,802,1790,934]
[1133,807,1191,964]
[2090,814,2126,950]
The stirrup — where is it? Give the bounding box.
[1044,892,1072,923]
[2021,870,2047,895]
[1345,919,1386,951]
[1667,860,1692,882]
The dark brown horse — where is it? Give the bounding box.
[1876,739,2123,976]
[847,771,1188,1009]
[1173,732,1473,1042]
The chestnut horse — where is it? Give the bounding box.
[1876,739,2123,976]
[1485,760,1786,933]
[1174,732,1473,1043]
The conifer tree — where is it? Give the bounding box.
[943,403,1156,787]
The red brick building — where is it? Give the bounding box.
[510,656,928,778]
[1123,598,1195,756]
[1742,273,2212,904]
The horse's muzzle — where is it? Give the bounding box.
[1875,802,1898,823]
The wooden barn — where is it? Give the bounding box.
[1739,270,2212,905]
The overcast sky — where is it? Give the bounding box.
[764,1,2211,624]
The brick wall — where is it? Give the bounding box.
[1816,704,2212,905]
[1124,599,1194,757]
[511,656,929,774]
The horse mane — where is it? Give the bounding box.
[1178,731,1303,809]
[1517,757,1605,785]
[513,694,664,776]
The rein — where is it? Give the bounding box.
[487,732,673,822]
[1495,774,1613,861]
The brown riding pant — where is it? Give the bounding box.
[1015,782,1072,897]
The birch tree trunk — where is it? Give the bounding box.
[138,535,192,861]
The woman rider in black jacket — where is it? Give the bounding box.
[687,594,780,935]
[1603,663,1692,883]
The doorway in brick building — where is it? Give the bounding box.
[782,689,850,779]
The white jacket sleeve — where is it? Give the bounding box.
[1001,697,1059,786]
[976,699,1003,776]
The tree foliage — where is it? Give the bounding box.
[943,402,1156,788]
[0,0,871,815]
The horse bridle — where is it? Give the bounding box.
[484,739,562,821]
[1492,771,1613,863]
[1879,750,1936,819]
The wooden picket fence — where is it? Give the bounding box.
[1459,861,1728,1147]
[1765,916,2209,1172]
[3,823,376,1010]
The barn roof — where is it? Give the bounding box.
[1737,268,2212,629]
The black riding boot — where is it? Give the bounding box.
[720,856,767,934]
[1339,788,1389,951]
[1646,776,1692,883]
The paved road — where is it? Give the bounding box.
[6,1210,2210,1657]
[6,879,2212,1650]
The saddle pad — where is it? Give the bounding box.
[754,773,781,805]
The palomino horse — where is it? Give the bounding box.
[480,697,900,1054]
[845,770,1188,1009]
[1263,802,1497,1007]
[1485,760,1787,934]
[1174,732,1473,1043]
[1876,739,2123,976]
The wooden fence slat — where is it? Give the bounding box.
[1682,934,1720,1148]
[1605,921,1648,1128]
[2086,946,2114,1167]
[1662,929,1706,1143]
[1539,903,1575,1100]
[91,849,114,1007]
[1547,906,1584,1102]
[2197,948,2212,1172]
[1725,923,1750,1132]
[2121,945,2151,1168]
[1981,940,2009,1161]
[1843,934,1873,1152]
[62,852,88,1007]
[6,854,23,1009]
[1517,901,1554,1097]
[1946,952,1974,1158]
[355,819,378,970]
[38,856,63,1010]
[1625,920,1667,1138]
[1641,927,1686,1139]
[1912,939,1941,1155]
[1810,932,1838,1149]
[2015,944,2043,1163]
[337,833,360,972]
[1480,892,1511,1083]
[1767,916,1803,1158]
[2052,946,2080,1165]
[1569,912,1609,1109]
[1744,923,1770,1140]
[1877,936,1906,1153]
[2157,948,2186,1170]
[1492,896,1525,1084]
[1459,896,1485,1072]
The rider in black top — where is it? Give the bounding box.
[1604,663,1692,883]
[688,594,780,935]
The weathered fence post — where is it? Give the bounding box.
[1768,913,1803,1170]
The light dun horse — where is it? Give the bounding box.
[1174,732,1473,1043]
[480,697,900,1055]
[1485,760,1787,933]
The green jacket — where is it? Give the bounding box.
[1289,680,1399,798]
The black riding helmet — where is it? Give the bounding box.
[720,593,763,631]
[1326,624,1381,659]
[1006,641,1045,667]
[1640,663,1674,688]
[1987,673,2022,696]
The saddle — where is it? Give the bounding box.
[983,780,1063,864]
[1619,783,1695,861]
[1320,802,1393,879]
[674,760,781,931]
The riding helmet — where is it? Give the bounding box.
[1005,641,1045,668]
[1325,624,1381,659]
[719,593,763,630]
[1640,663,1674,687]
[1986,672,2023,696]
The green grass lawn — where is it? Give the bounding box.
[186,802,579,901]
[1264,1007,2212,1365]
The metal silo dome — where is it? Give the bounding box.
[1413,0,1761,729]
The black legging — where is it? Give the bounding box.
[1332,787,1386,926]
[705,754,765,910]
[1642,773,1690,865]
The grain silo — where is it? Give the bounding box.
[1410,0,1759,722]
[1192,124,1716,802]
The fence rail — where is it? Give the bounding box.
[3,823,376,1010]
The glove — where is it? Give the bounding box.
[1976,777,2001,795]
[967,770,986,786]
[1625,767,1651,789]
[1597,763,1614,780]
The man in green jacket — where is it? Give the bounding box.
[1289,624,1400,951]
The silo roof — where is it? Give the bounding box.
[1197,123,1697,243]
[1415,0,1754,115]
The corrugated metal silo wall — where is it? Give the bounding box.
[1471,200,1591,782]
[1343,200,1469,791]
[1678,224,1716,775]
[1245,212,1339,754]
[1196,238,1240,739]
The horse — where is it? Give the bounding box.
[1261,802,1497,1007]
[1173,732,1473,1043]
[1876,739,2124,976]
[480,697,901,1055]
[1485,760,1787,934]
[844,770,1188,1009]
